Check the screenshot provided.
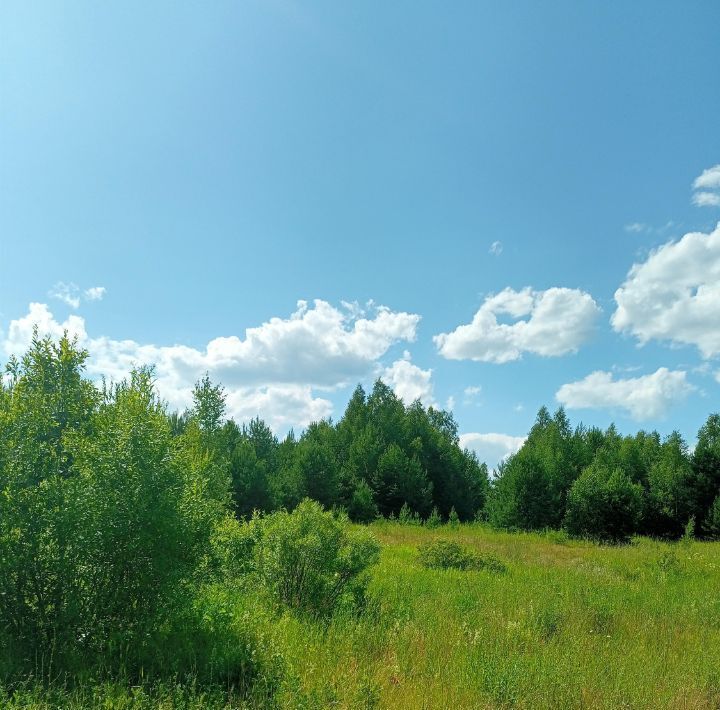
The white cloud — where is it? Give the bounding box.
[225,385,332,431]
[556,368,695,421]
[459,432,526,471]
[434,287,600,363]
[624,221,677,236]
[49,282,81,309]
[489,240,503,256]
[694,165,720,190]
[692,165,720,207]
[611,223,720,357]
[3,303,87,355]
[1,299,420,431]
[382,352,435,407]
[445,395,456,411]
[85,286,106,301]
[693,192,720,208]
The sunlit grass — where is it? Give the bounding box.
[4,523,720,708]
[274,523,720,709]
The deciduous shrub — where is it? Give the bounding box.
[0,336,227,676]
[252,499,381,617]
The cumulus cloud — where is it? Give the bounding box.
[434,287,601,363]
[381,352,435,407]
[3,302,87,354]
[459,432,526,471]
[556,368,695,421]
[694,165,720,190]
[692,164,720,207]
[611,223,720,357]
[489,241,503,256]
[1,299,420,431]
[225,385,333,431]
[693,192,720,208]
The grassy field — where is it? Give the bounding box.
[4,523,720,709]
[269,523,720,709]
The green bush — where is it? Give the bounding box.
[136,584,287,697]
[252,499,381,617]
[209,515,261,579]
[418,540,506,573]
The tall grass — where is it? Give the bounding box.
[4,522,720,708]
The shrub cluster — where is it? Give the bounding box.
[0,337,228,679]
[217,500,381,618]
[418,540,507,573]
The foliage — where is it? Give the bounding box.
[373,445,432,518]
[705,496,720,539]
[563,464,643,543]
[418,539,507,573]
[250,500,381,617]
[0,336,227,675]
[425,506,442,528]
[347,479,379,523]
[397,501,422,525]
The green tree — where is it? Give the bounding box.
[644,432,693,537]
[372,444,432,517]
[347,479,379,523]
[563,464,643,542]
[689,414,720,534]
[294,421,340,508]
[487,451,555,530]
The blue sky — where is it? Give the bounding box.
[1,1,719,467]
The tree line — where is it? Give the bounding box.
[156,355,720,546]
[175,372,720,543]
[488,406,720,542]
[171,375,490,525]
